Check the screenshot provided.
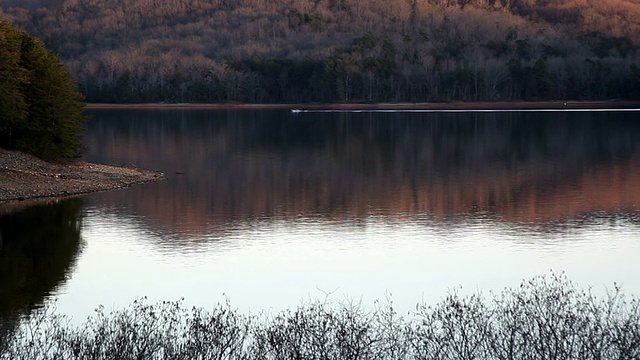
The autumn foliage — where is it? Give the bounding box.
[1,0,639,103]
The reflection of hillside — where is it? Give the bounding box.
[85,110,640,235]
[0,199,84,336]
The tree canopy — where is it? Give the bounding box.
[0,21,86,160]
[1,0,640,103]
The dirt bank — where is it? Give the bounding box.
[0,149,163,206]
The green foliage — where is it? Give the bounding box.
[0,22,27,144]
[0,21,86,160]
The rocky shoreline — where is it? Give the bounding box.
[0,148,163,205]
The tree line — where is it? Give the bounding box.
[1,0,639,103]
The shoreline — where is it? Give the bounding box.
[86,100,640,110]
[3,101,638,208]
[0,149,163,209]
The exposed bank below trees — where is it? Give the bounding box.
[0,149,163,205]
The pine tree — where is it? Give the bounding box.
[0,21,28,149]
[0,21,87,160]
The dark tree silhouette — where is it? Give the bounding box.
[0,21,86,159]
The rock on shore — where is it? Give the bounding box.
[0,148,163,203]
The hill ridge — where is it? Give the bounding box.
[1,0,639,102]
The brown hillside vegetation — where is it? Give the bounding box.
[513,0,640,40]
[1,0,639,102]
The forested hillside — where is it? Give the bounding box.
[2,0,640,103]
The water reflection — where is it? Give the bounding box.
[85,109,640,241]
[0,199,84,336]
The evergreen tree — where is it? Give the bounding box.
[0,21,27,148]
[0,21,86,160]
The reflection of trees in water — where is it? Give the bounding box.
[0,199,84,343]
[84,110,640,234]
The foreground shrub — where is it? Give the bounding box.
[1,273,639,359]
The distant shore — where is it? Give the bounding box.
[86,100,640,110]
[0,148,163,208]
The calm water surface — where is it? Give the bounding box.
[2,109,640,322]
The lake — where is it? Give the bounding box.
[1,108,640,323]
